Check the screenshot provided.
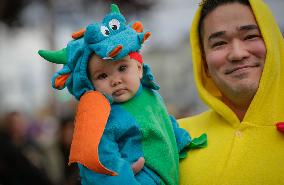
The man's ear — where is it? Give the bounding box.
[203,60,210,77]
[201,51,210,77]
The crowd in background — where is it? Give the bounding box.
[0,111,80,185]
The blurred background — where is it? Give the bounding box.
[0,0,283,184]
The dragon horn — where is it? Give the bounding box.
[111,4,120,14]
[38,48,67,64]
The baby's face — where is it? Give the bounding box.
[88,54,143,103]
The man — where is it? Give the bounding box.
[179,0,284,184]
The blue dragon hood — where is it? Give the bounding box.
[38,4,158,100]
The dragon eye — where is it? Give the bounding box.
[109,19,120,31]
[100,26,110,36]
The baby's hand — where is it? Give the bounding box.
[131,157,145,174]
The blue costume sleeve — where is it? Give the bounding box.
[78,123,141,185]
[79,164,160,185]
[78,105,160,185]
[169,115,192,153]
[78,163,140,185]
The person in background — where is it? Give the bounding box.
[179,0,284,184]
[58,117,80,185]
[0,112,54,185]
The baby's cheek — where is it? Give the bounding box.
[93,82,108,94]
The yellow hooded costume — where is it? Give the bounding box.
[179,0,284,184]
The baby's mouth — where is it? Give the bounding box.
[112,89,127,96]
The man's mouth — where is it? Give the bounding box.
[225,64,259,74]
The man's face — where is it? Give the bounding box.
[88,54,143,103]
[202,3,266,104]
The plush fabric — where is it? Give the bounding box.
[38,48,67,64]
[121,87,179,185]
[38,3,205,184]
[129,52,143,64]
[38,4,153,100]
[68,91,114,175]
[78,87,191,185]
[179,0,284,184]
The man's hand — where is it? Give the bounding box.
[131,157,145,174]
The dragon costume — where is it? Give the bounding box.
[39,4,206,185]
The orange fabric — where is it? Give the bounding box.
[132,21,143,33]
[143,32,151,43]
[108,45,123,58]
[72,29,86,39]
[54,73,70,89]
[68,91,117,176]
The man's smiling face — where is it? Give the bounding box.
[202,3,266,104]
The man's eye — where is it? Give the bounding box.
[97,73,107,80]
[119,65,127,72]
[211,41,226,48]
[244,34,260,40]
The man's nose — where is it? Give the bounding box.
[228,39,250,62]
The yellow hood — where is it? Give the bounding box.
[190,0,284,126]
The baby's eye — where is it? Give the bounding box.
[119,65,127,72]
[97,73,108,80]
[109,19,120,31]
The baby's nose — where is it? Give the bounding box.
[111,78,122,87]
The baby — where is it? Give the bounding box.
[39,4,206,185]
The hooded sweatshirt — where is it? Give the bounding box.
[179,0,284,184]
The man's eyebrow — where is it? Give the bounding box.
[208,31,226,41]
[207,25,259,42]
[238,24,259,31]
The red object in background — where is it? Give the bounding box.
[276,122,284,133]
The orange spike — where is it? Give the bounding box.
[72,29,86,39]
[132,21,143,33]
[143,32,151,43]
[69,91,116,176]
[54,73,70,89]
